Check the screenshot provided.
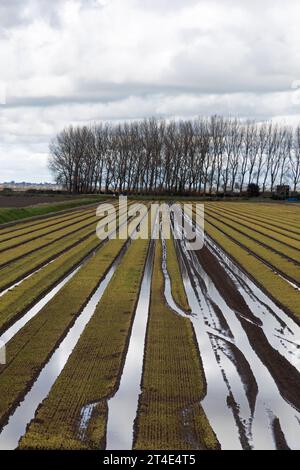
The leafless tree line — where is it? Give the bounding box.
[49,116,300,195]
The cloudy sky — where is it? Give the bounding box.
[1,0,300,182]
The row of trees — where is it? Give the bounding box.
[49,116,300,195]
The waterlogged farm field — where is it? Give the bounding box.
[0,200,299,450]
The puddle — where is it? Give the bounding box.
[2,206,299,450]
[205,235,300,371]
[0,207,149,450]
[78,403,99,441]
[160,234,187,317]
[104,213,158,450]
[0,259,56,298]
[0,202,124,295]
[0,265,82,345]
[171,213,300,449]
[0,244,127,450]
[0,206,129,341]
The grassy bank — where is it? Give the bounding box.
[0,196,106,225]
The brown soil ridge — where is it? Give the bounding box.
[195,244,300,412]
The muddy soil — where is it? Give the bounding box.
[0,194,89,208]
[195,245,300,411]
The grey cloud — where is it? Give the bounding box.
[1,0,300,182]
[0,0,65,32]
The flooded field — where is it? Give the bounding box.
[0,200,299,450]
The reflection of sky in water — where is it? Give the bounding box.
[0,259,55,299]
[206,236,300,371]
[0,253,122,450]
[106,241,154,450]
[1,209,300,450]
[0,204,130,345]
[0,266,81,346]
[176,216,300,450]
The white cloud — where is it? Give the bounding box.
[1,0,300,181]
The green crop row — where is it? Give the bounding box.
[212,203,300,230]
[203,221,300,321]
[0,234,100,334]
[205,206,300,257]
[0,206,98,250]
[0,211,100,267]
[134,240,219,450]
[204,215,300,285]
[223,203,300,232]
[0,201,123,290]
[205,203,300,243]
[0,202,103,242]
[0,214,141,431]
[0,202,128,331]
[165,236,190,312]
[18,235,151,449]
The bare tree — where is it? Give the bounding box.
[290,125,300,192]
[49,117,300,196]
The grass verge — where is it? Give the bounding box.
[0,197,107,225]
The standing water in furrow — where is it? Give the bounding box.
[172,213,300,449]
[105,212,158,450]
[0,265,81,345]
[0,203,127,341]
[205,235,300,371]
[0,259,56,298]
[0,248,126,450]
[160,222,242,450]
[0,208,134,450]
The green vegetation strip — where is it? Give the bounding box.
[215,203,300,231]
[0,201,122,290]
[0,201,105,239]
[19,236,150,449]
[134,240,219,450]
[0,203,128,330]
[220,204,300,232]
[0,224,96,291]
[0,220,138,430]
[205,204,300,242]
[0,205,99,242]
[205,206,300,255]
[0,211,101,267]
[165,236,190,312]
[0,197,107,225]
[0,207,98,251]
[204,222,300,321]
[0,233,100,334]
[204,214,300,285]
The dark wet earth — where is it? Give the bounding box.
[171,215,300,449]
[0,211,299,450]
